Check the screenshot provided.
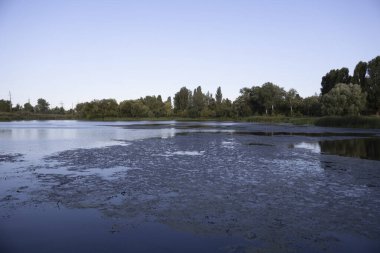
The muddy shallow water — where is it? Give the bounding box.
[1,120,380,253]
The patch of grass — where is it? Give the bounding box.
[243,116,317,125]
[0,113,318,126]
[315,116,380,129]
[0,112,74,121]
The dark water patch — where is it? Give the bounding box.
[319,138,380,161]
[292,138,380,161]
[0,195,18,202]
[247,142,274,147]
[0,153,23,163]
[236,131,376,137]
[313,232,380,253]
[0,206,255,253]
[320,161,334,169]
[176,132,190,136]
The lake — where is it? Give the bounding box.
[1,120,380,253]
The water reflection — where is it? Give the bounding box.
[293,138,380,161]
[319,138,380,161]
[293,142,321,153]
[0,123,180,159]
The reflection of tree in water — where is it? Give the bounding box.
[29,134,380,252]
[319,138,380,161]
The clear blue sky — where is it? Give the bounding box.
[0,0,379,108]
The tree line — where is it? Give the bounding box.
[0,98,67,115]
[320,56,380,115]
[1,55,379,119]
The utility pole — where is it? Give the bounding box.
[9,91,12,112]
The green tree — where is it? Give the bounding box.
[233,96,252,117]
[219,98,233,117]
[233,88,249,117]
[35,98,50,113]
[301,95,321,116]
[97,99,118,118]
[76,99,118,119]
[367,56,380,115]
[174,87,191,115]
[12,104,22,112]
[50,106,65,114]
[130,100,150,117]
[352,61,368,90]
[247,86,265,115]
[164,97,172,116]
[121,97,170,118]
[119,100,133,117]
[76,102,93,119]
[259,82,285,115]
[191,86,205,117]
[321,68,351,95]
[205,92,215,108]
[215,86,222,105]
[321,83,366,116]
[23,102,34,112]
[285,88,301,116]
[0,100,11,112]
[141,95,165,117]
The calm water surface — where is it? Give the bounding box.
[1,120,380,253]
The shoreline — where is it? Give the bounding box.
[1,113,380,129]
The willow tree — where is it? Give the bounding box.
[259,82,285,115]
[285,88,301,116]
[321,83,366,116]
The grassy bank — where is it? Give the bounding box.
[242,116,317,125]
[315,116,380,129]
[0,112,74,121]
[77,115,380,129]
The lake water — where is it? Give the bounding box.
[1,120,380,253]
